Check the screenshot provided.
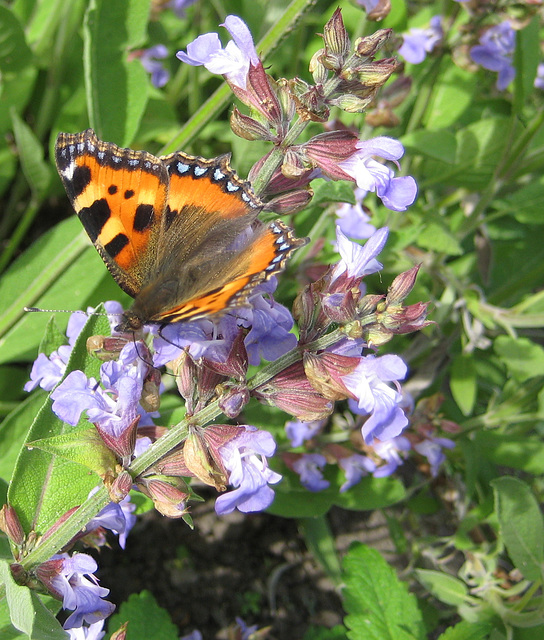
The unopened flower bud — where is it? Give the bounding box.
[354,58,399,88]
[108,470,133,503]
[110,622,128,640]
[282,148,310,179]
[253,361,333,421]
[386,265,421,304]
[136,476,189,518]
[354,29,393,58]
[218,384,250,418]
[263,188,314,215]
[309,50,329,84]
[0,505,24,546]
[328,93,373,113]
[323,8,351,60]
[86,335,130,361]
[303,351,359,401]
[230,107,275,141]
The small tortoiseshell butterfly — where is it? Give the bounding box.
[55,129,307,333]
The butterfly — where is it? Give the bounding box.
[54,129,307,333]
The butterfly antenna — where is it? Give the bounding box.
[24,307,112,317]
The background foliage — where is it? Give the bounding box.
[1,0,544,638]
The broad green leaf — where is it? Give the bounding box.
[0,5,32,73]
[450,354,477,416]
[83,0,152,145]
[513,16,540,113]
[437,621,493,640]
[28,426,117,479]
[0,67,37,137]
[498,177,544,224]
[343,544,425,640]
[334,476,405,511]
[401,129,457,164]
[107,590,179,640]
[492,476,544,583]
[0,391,47,482]
[11,111,52,198]
[474,433,544,475]
[415,570,468,607]
[7,313,111,535]
[0,561,67,640]
[424,64,476,130]
[311,179,356,206]
[299,516,342,585]
[416,222,463,256]
[494,336,544,382]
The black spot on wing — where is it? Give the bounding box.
[79,198,111,242]
[108,185,118,195]
[133,204,154,232]
[72,165,92,198]
[124,189,135,199]
[105,233,129,258]
[165,205,177,230]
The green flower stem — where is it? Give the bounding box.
[160,0,317,155]
[130,327,343,477]
[20,487,110,571]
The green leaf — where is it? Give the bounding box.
[415,570,468,607]
[0,5,32,73]
[492,476,544,582]
[7,312,111,535]
[107,590,179,640]
[311,179,356,206]
[11,111,52,198]
[424,64,476,130]
[417,222,463,256]
[343,544,425,640]
[498,177,544,224]
[450,354,477,416]
[83,0,152,145]
[494,336,544,382]
[436,621,493,640]
[474,433,544,475]
[401,130,457,164]
[0,561,67,639]
[0,391,47,482]
[299,516,342,585]
[513,16,540,113]
[28,426,117,479]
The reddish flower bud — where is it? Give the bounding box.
[0,505,24,547]
[86,335,130,361]
[303,351,359,401]
[152,445,192,477]
[203,329,249,380]
[182,424,240,489]
[110,622,128,640]
[365,0,392,21]
[252,361,333,421]
[109,470,133,503]
[96,414,140,463]
[304,130,359,181]
[282,148,310,179]
[263,187,314,215]
[136,476,189,518]
[386,265,421,304]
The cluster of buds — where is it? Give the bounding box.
[178,11,417,215]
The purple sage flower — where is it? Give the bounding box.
[339,454,376,492]
[67,620,105,640]
[371,436,411,477]
[344,354,409,443]
[177,15,259,89]
[336,188,376,240]
[332,225,388,281]
[285,419,325,447]
[215,426,282,515]
[399,16,443,64]
[338,137,417,212]
[168,0,198,19]
[414,436,455,477]
[140,45,170,87]
[47,553,115,629]
[292,453,330,492]
[470,21,516,91]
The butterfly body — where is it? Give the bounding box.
[55,129,307,332]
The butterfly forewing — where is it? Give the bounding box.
[55,129,169,298]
